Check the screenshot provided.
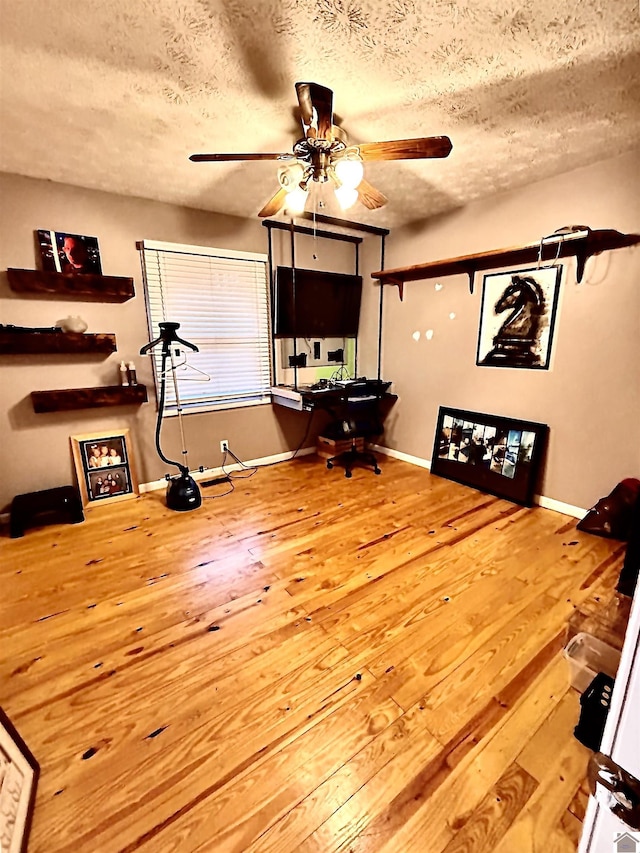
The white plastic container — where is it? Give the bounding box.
[563,632,621,693]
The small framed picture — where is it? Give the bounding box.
[71,429,138,506]
[36,229,102,275]
[0,707,39,853]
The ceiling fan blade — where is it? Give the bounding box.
[189,152,289,162]
[357,179,388,210]
[258,187,288,218]
[356,136,452,161]
[295,82,334,140]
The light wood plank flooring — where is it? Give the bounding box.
[0,456,625,852]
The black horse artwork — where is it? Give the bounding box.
[480,274,546,367]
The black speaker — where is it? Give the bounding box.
[574,672,615,751]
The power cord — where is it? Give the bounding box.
[250,407,316,468]
[330,364,352,383]
[202,474,234,499]
[223,448,258,478]
[202,409,317,499]
[217,409,316,479]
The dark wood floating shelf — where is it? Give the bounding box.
[31,384,148,413]
[7,268,135,302]
[0,331,117,355]
[372,228,640,299]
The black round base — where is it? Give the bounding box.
[166,474,202,512]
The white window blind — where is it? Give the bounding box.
[140,240,272,414]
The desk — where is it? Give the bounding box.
[272,380,396,475]
[270,379,394,413]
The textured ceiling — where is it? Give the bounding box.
[1,0,639,228]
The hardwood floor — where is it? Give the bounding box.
[0,456,625,852]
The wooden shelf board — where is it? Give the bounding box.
[0,331,117,355]
[371,228,640,299]
[7,268,135,302]
[31,385,148,413]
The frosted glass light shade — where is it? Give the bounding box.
[285,187,308,214]
[278,162,305,192]
[335,186,358,210]
[334,185,358,209]
[334,157,364,189]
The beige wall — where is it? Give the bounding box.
[0,174,325,510]
[3,153,636,515]
[376,150,640,509]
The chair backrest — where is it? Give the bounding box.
[340,395,384,439]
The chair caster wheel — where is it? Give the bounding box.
[374,468,381,475]
[345,470,352,478]
[326,461,333,469]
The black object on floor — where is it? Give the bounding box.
[10,485,84,538]
[617,491,640,598]
[574,672,615,751]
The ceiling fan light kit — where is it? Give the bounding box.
[334,184,359,210]
[277,162,305,191]
[334,155,364,189]
[190,82,452,219]
[283,185,309,215]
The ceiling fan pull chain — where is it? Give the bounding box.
[312,209,318,257]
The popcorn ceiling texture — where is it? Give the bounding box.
[1,0,639,226]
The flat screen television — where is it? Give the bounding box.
[274,266,363,338]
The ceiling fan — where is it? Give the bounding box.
[189,82,452,218]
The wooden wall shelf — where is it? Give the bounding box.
[7,268,135,302]
[372,228,640,299]
[0,331,117,355]
[31,385,148,413]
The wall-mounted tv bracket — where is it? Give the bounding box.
[264,213,390,382]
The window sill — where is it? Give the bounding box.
[161,397,272,417]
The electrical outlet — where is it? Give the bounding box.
[220,439,228,453]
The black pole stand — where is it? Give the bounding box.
[140,322,202,512]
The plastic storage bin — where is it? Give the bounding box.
[563,632,621,693]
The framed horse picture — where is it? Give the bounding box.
[476,265,562,370]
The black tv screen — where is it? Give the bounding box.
[274,266,363,338]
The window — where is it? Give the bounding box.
[140,240,272,414]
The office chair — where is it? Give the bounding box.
[325,394,383,478]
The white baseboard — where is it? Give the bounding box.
[139,446,316,493]
[4,446,584,521]
[370,444,431,470]
[371,444,586,519]
[534,495,587,519]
